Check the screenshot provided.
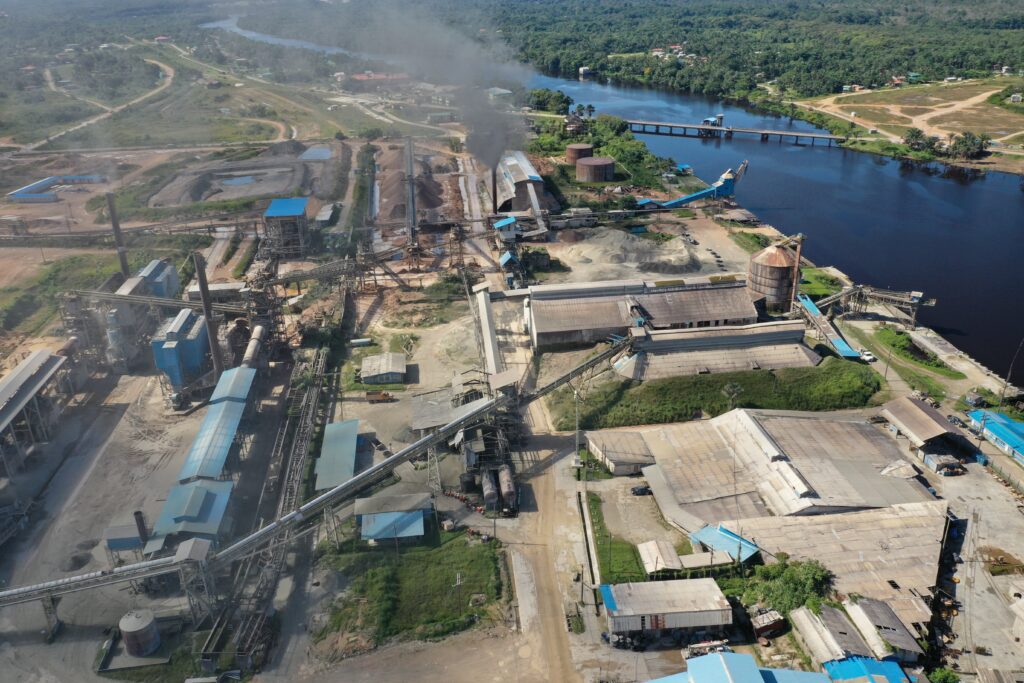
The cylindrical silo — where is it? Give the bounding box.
[498,465,515,509]
[576,157,615,182]
[748,245,797,309]
[119,609,161,656]
[565,143,594,164]
[481,470,498,509]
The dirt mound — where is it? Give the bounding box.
[63,552,92,572]
[554,228,701,279]
[376,146,406,171]
[415,176,443,209]
[263,140,307,157]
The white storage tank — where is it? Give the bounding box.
[119,609,161,656]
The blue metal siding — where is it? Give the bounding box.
[176,400,246,482]
[210,367,257,404]
[599,585,618,611]
[969,410,1024,463]
[264,197,309,218]
[648,653,832,683]
[360,510,425,539]
[824,656,910,683]
[151,479,233,542]
[690,525,759,562]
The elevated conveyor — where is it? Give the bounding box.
[796,294,861,359]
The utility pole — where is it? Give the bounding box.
[998,335,1024,409]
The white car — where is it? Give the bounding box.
[859,349,877,362]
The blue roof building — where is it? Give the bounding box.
[209,367,256,404]
[493,216,517,230]
[360,510,426,540]
[315,419,360,491]
[264,197,309,218]
[499,251,518,269]
[176,399,247,482]
[649,652,831,683]
[146,479,233,553]
[968,410,1024,465]
[824,657,911,683]
[689,524,759,563]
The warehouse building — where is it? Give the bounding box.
[824,657,912,683]
[314,419,360,492]
[600,578,731,635]
[968,410,1024,465]
[882,396,971,456]
[615,320,820,380]
[608,409,931,530]
[584,429,655,475]
[844,597,924,664]
[360,352,407,385]
[262,197,309,258]
[727,500,950,635]
[525,277,758,350]
[354,492,433,541]
[0,350,71,478]
[789,604,873,669]
[650,652,831,683]
[495,151,545,213]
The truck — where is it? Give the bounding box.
[365,391,395,404]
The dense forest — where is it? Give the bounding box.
[235,0,1024,99]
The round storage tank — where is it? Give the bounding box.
[119,609,161,657]
[576,156,615,182]
[565,143,594,164]
[748,245,797,309]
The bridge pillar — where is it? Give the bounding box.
[41,594,62,642]
[761,133,768,141]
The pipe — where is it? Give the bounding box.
[491,167,498,215]
[240,324,266,369]
[106,192,131,278]
[192,252,224,378]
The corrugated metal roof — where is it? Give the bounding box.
[0,350,66,432]
[209,367,256,404]
[264,197,308,218]
[637,540,683,573]
[845,597,924,657]
[881,396,960,447]
[689,525,759,562]
[354,492,433,515]
[493,216,517,229]
[970,410,1024,454]
[824,656,911,683]
[177,400,246,482]
[360,352,406,379]
[603,578,728,617]
[652,652,832,683]
[585,430,655,466]
[314,419,359,491]
[360,510,425,539]
[151,479,233,542]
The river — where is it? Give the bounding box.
[207,19,1024,384]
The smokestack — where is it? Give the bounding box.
[192,252,224,378]
[491,167,498,215]
[133,510,148,543]
[106,192,131,278]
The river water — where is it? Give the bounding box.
[207,19,1024,384]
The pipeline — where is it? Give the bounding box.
[240,325,266,369]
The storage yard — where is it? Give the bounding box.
[0,121,1022,683]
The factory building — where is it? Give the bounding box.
[789,604,873,669]
[145,367,257,554]
[262,198,310,258]
[0,350,71,478]
[151,309,209,392]
[353,492,433,541]
[615,320,820,380]
[525,277,758,350]
[585,430,655,475]
[824,657,912,683]
[494,151,547,214]
[359,352,406,385]
[98,259,180,373]
[968,410,1024,465]
[843,597,924,664]
[5,174,105,203]
[650,652,831,683]
[600,578,731,635]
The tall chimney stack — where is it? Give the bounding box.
[192,252,224,379]
[491,167,498,215]
[133,510,148,543]
[106,192,131,278]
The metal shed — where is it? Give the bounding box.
[360,352,406,385]
[881,396,965,448]
[600,578,731,634]
[314,419,360,491]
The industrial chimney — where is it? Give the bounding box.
[491,167,498,215]
[192,252,224,379]
[133,510,148,543]
[106,192,131,278]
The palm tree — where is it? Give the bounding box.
[586,104,596,118]
[722,382,744,411]
[575,103,585,118]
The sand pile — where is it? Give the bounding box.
[553,228,701,279]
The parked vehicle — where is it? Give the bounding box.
[365,391,395,404]
[630,485,652,496]
[859,348,877,362]
[947,415,966,428]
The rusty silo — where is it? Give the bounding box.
[748,245,797,309]
[119,609,161,656]
[576,156,615,182]
[565,143,594,164]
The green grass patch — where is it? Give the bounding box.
[575,448,614,481]
[220,232,243,265]
[874,325,966,379]
[548,357,880,430]
[731,231,772,254]
[800,267,843,298]
[673,208,696,219]
[842,324,950,401]
[318,531,501,644]
[675,537,693,556]
[587,492,645,584]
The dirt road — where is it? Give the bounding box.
[24,58,176,151]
